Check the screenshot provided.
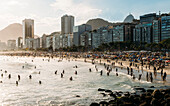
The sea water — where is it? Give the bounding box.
[0,56,169,105]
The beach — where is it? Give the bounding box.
[0,51,169,105]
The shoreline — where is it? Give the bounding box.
[0,51,170,106]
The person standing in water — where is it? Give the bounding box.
[75,71,77,75]
[163,72,167,81]
[89,68,92,72]
[146,72,149,81]
[18,75,20,81]
[100,70,103,76]
[70,77,73,81]
[61,73,63,78]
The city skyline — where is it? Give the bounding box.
[0,0,169,36]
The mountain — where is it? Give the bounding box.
[86,18,112,30]
[0,23,22,43]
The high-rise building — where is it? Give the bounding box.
[61,15,74,34]
[73,24,92,46]
[7,40,16,50]
[23,19,34,46]
[133,13,158,44]
[80,32,92,50]
[161,16,170,41]
[153,19,161,43]
[112,25,124,42]
[16,37,23,49]
[33,38,40,50]
[140,13,157,24]
[0,41,7,51]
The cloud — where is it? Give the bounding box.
[0,0,102,36]
[50,0,102,25]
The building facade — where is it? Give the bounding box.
[153,19,161,43]
[7,40,16,50]
[23,19,34,46]
[61,15,74,34]
[161,16,170,41]
[16,37,23,49]
[33,38,40,50]
[73,24,92,46]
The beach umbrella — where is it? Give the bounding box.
[152,58,156,61]
[165,60,170,63]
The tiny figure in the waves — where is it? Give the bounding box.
[133,75,135,80]
[163,72,167,81]
[63,70,65,74]
[5,70,7,73]
[161,69,163,76]
[18,75,20,80]
[29,75,32,79]
[138,74,142,80]
[75,71,77,75]
[70,76,73,81]
[32,60,33,62]
[75,65,78,68]
[8,74,11,79]
[61,73,63,78]
[22,66,24,69]
[89,68,92,72]
[35,66,36,69]
[130,68,133,76]
[107,72,110,76]
[129,62,132,67]
[39,81,42,84]
[0,81,2,83]
[16,81,18,86]
[55,70,57,74]
[0,69,2,71]
[150,72,153,82]
[146,72,149,81]
[116,73,118,76]
[38,71,41,74]
[127,69,129,75]
[1,74,3,77]
[100,70,103,76]
[116,68,118,72]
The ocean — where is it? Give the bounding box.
[0,56,169,105]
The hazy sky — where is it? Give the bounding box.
[0,0,170,36]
